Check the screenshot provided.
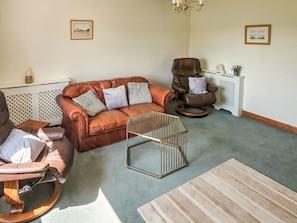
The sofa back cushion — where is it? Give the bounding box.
[110,77,148,89]
[62,77,149,105]
[62,80,111,102]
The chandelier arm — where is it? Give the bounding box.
[172,0,205,13]
[190,5,203,12]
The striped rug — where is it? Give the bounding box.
[138,158,297,223]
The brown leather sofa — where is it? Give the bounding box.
[56,76,174,152]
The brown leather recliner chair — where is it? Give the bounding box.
[172,58,217,117]
[0,91,74,223]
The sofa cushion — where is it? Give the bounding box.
[0,129,45,163]
[62,80,111,100]
[188,76,208,94]
[103,85,128,110]
[119,103,164,116]
[72,90,107,116]
[110,76,149,88]
[89,110,128,135]
[127,82,152,105]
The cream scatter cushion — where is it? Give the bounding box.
[72,90,107,116]
[127,82,152,105]
[103,85,128,110]
[0,129,46,163]
[188,76,208,94]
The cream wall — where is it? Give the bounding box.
[1,0,296,128]
[189,0,297,127]
[0,0,190,87]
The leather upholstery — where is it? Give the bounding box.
[0,91,74,197]
[0,91,15,145]
[172,58,217,108]
[56,76,174,152]
[172,57,202,76]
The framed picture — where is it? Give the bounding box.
[245,24,271,45]
[70,20,93,40]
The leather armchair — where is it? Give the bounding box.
[172,58,217,117]
[0,91,74,223]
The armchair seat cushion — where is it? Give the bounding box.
[184,93,216,108]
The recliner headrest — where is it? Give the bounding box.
[171,58,202,76]
[0,91,15,145]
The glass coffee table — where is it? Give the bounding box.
[126,112,188,178]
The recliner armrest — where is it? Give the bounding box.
[172,85,186,94]
[0,162,49,181]
[31,128,65,142]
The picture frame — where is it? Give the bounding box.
[70,20,93,40]
[245,24,271,45]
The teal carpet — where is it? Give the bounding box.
[2,101,296,223]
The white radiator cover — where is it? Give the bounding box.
[0,79,70,125]
[203,71,244,117]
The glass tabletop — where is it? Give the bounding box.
[127,112,187,141]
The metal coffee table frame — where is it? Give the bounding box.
[126,112,188,178]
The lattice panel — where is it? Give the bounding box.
[219,80,235,107]
[1,79,70,125]
[38,89,63,121]
[5,94,33,125]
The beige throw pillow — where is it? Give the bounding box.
[127,82,152,105]
[72,90,107,116]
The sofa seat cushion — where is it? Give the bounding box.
[119,103,164,116]
[89,110,128,135]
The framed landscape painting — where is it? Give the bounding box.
[70,20,93,40]
[245,24,271,45]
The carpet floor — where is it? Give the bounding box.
[1,101,296,223]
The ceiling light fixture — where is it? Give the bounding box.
[172,0,206,13]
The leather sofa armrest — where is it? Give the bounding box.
[0,162,49,181]
[56,95,89,135]
[149,85,174,113]
[56,95,89,121]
